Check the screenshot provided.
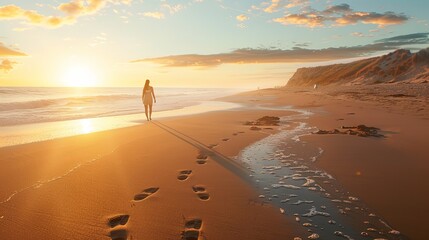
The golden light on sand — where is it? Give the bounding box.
[61,64,98,87]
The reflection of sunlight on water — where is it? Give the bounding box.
[0,101,241,147]
[79,119,94,134]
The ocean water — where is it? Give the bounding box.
[0,87,243,147]
[0,87,241,126]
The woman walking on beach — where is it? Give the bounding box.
[142,79,156,121]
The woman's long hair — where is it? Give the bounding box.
[143,79,150,92]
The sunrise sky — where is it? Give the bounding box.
[1,0,428,88]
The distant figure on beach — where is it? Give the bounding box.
[314,84,318,90]
[142,79,156,121]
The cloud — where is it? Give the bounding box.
[376,32,429,44]
[0,43,27,73]
[273,4,408,28]
[335,11,408,26]
[0,1,132,28]
[264,0,281,13]
[131,33,429,67]
[286,0,309,9]
[142,11,165,19]
[236,14,248,22]
[0,59,16,73]
[261,0,308,13]
[0,43,27,56]
[351,32,374,38]
[161,3,185,14]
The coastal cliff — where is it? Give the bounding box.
[287,48,429,87]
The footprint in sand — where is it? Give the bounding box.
[107,214,130,240]
[110,229,128,240]
[222,138,230,142]
[108,214,130,228]
[182,218,203,240]
[196,152,208,165]
[192,185,210,201]
[133,187,159,201]
[178,170,192,181]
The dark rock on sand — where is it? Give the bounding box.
[245,116,280,126]
[315,125,384,138]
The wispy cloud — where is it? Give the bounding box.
[161,3,185,14]
[131,33,429,67]
[0,59,16,73]
[261,0,309,13]
[273,3,408,28]
[142,11,165,19]
[0,42,27,56]
[0,0,132,28]
[236,14,248,22]
[376,32,429,44]
[351,32,374,38]
[0,42,26,73]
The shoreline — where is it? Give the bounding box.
[224,84,429,239]
[0,101,241,148]
[1,84,427,239]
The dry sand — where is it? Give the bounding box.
[0,109,302,240]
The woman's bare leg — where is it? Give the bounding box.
[149,104,153,120]
[144,105,149,121]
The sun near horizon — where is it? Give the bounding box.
[1,1,428,89]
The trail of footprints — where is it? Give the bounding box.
[105,150,217,239]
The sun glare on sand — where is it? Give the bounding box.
[61,64,98,87]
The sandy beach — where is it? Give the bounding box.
[1,84,428,239]
[0,106,303,239]
[225,83,429,239]
[2,1,428,239]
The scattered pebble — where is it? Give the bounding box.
[348,196,359,201]
[291,200,314,205]
[303,223,312,227]
[389,230,401,235]
[360,232,369,236]
[307,233,319,239]
[302,207,330,217]
[279,208,285,214]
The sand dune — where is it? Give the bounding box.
[287,48,429,86]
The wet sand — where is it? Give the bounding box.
[224,83,429,239]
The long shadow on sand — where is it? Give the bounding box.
[151,121,251,182]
